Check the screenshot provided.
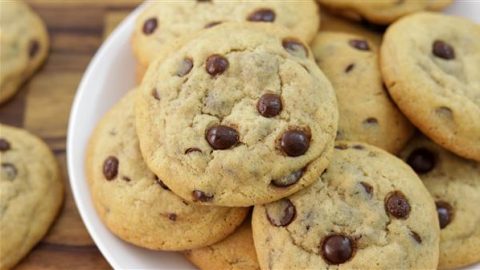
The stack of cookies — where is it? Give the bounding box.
[87,1,480,270]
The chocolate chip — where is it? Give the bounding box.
[271,168,305,187]
[0,138,10,152]
[204,21,222,28]
[1,163,17,181]
[151,88,160,100]
[185,147,202,154]
[345,63,355,73]
[29,40,39,58]
[406,148,436,174]
[410,230,422,244]
[168,213,177,221]
[206,125,239,150]
[280,129,310,157]
[265,199,296,227]
[257,93,282,117]
[177,58,193,77]
[363,117,378,125]
[432,40,455,60]
[436,201,454,229]
[334,144,349,150]
[282,38,308,58]
[352,145,364,150]
[349,39,370,51]
[121,176,131,182]
[192,190,214,202]
[143,18,158,35]
[247,8,276,22]
[385,191,410,219]
[154,176,170,190]
[206,54,229,76]
[360,182,373,196]
[103,156,119,180]
[321,234,355,264]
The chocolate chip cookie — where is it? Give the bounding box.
[0,124,63,270]
[381,13,480,161]
[184,217,260,270]
[400,135,480,269]
[0,0,49,104]
[132,0,319,71]
[87,90,248,250]
[317,0,452,25]
[312,32,413,153]
[252,141,440,269]
[136,23,338,206]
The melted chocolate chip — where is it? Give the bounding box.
[177,58,193,77]
[206,125,239,150]
[154,176,170,190]
[321,234,355,264]
[121,176,131,182]
[410,230,422,244]
[352,145,364,150]
[271,168,305,187]
[280,129,310,157]
[168,213,177,221]
[103,156,119,180]
[192,190,214,202]
[265,199,296,227]
[1,163,17,181]
[29,40,39,58]
[143,18,158,35]
[0,138,11,152]
[406,148,436,174]
[152,88,160,100]
[349,39,370,51]
[436,201,454,229]
[360,182,373,196]
[247,8,276,22]
[385,191,410,219]
[345,63,355,73]
[257,93,282,117]
[432,40,455,60]
[185,147,202,154]
[206,54,229,76]
[334,144,349,150]
[204,21,222,28]
[282,38,308,58]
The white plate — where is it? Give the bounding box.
[67,2,480,269]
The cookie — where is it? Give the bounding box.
[381,13,480,161]
[0,124,63,270]
[317,0,452,25]
[132,0,319,71]
[86,90,248,250]
[184,216,260,270]
[312,32,413,153]
[136,23,338,207]
[399,135,480,269]
[252,141,440,269]
[0,0,49,104]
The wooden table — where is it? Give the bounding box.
[0,1,142,269]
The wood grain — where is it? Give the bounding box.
[0,1,141,269]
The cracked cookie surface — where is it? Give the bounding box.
[252,141,439,270]
[312,32,413,153]
[381,12,480,161]
[399,135,480,269]
[0,124,63,270]
[136,23,338,207]
[87,90,248,250]
[132,0,319,69]
[317,0,452,25]
[0,0,49,104]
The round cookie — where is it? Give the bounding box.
[136,23,338,207]
[132,0,319,70]
[252,141,440,270]
[312,32,413,153]
[184,217,260,270]
[87,90,248,250]
[0,0,49,104]
[317,0,452,25]
[399,135,480,269]
[0,124,63,270]
[381,13,480,161]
